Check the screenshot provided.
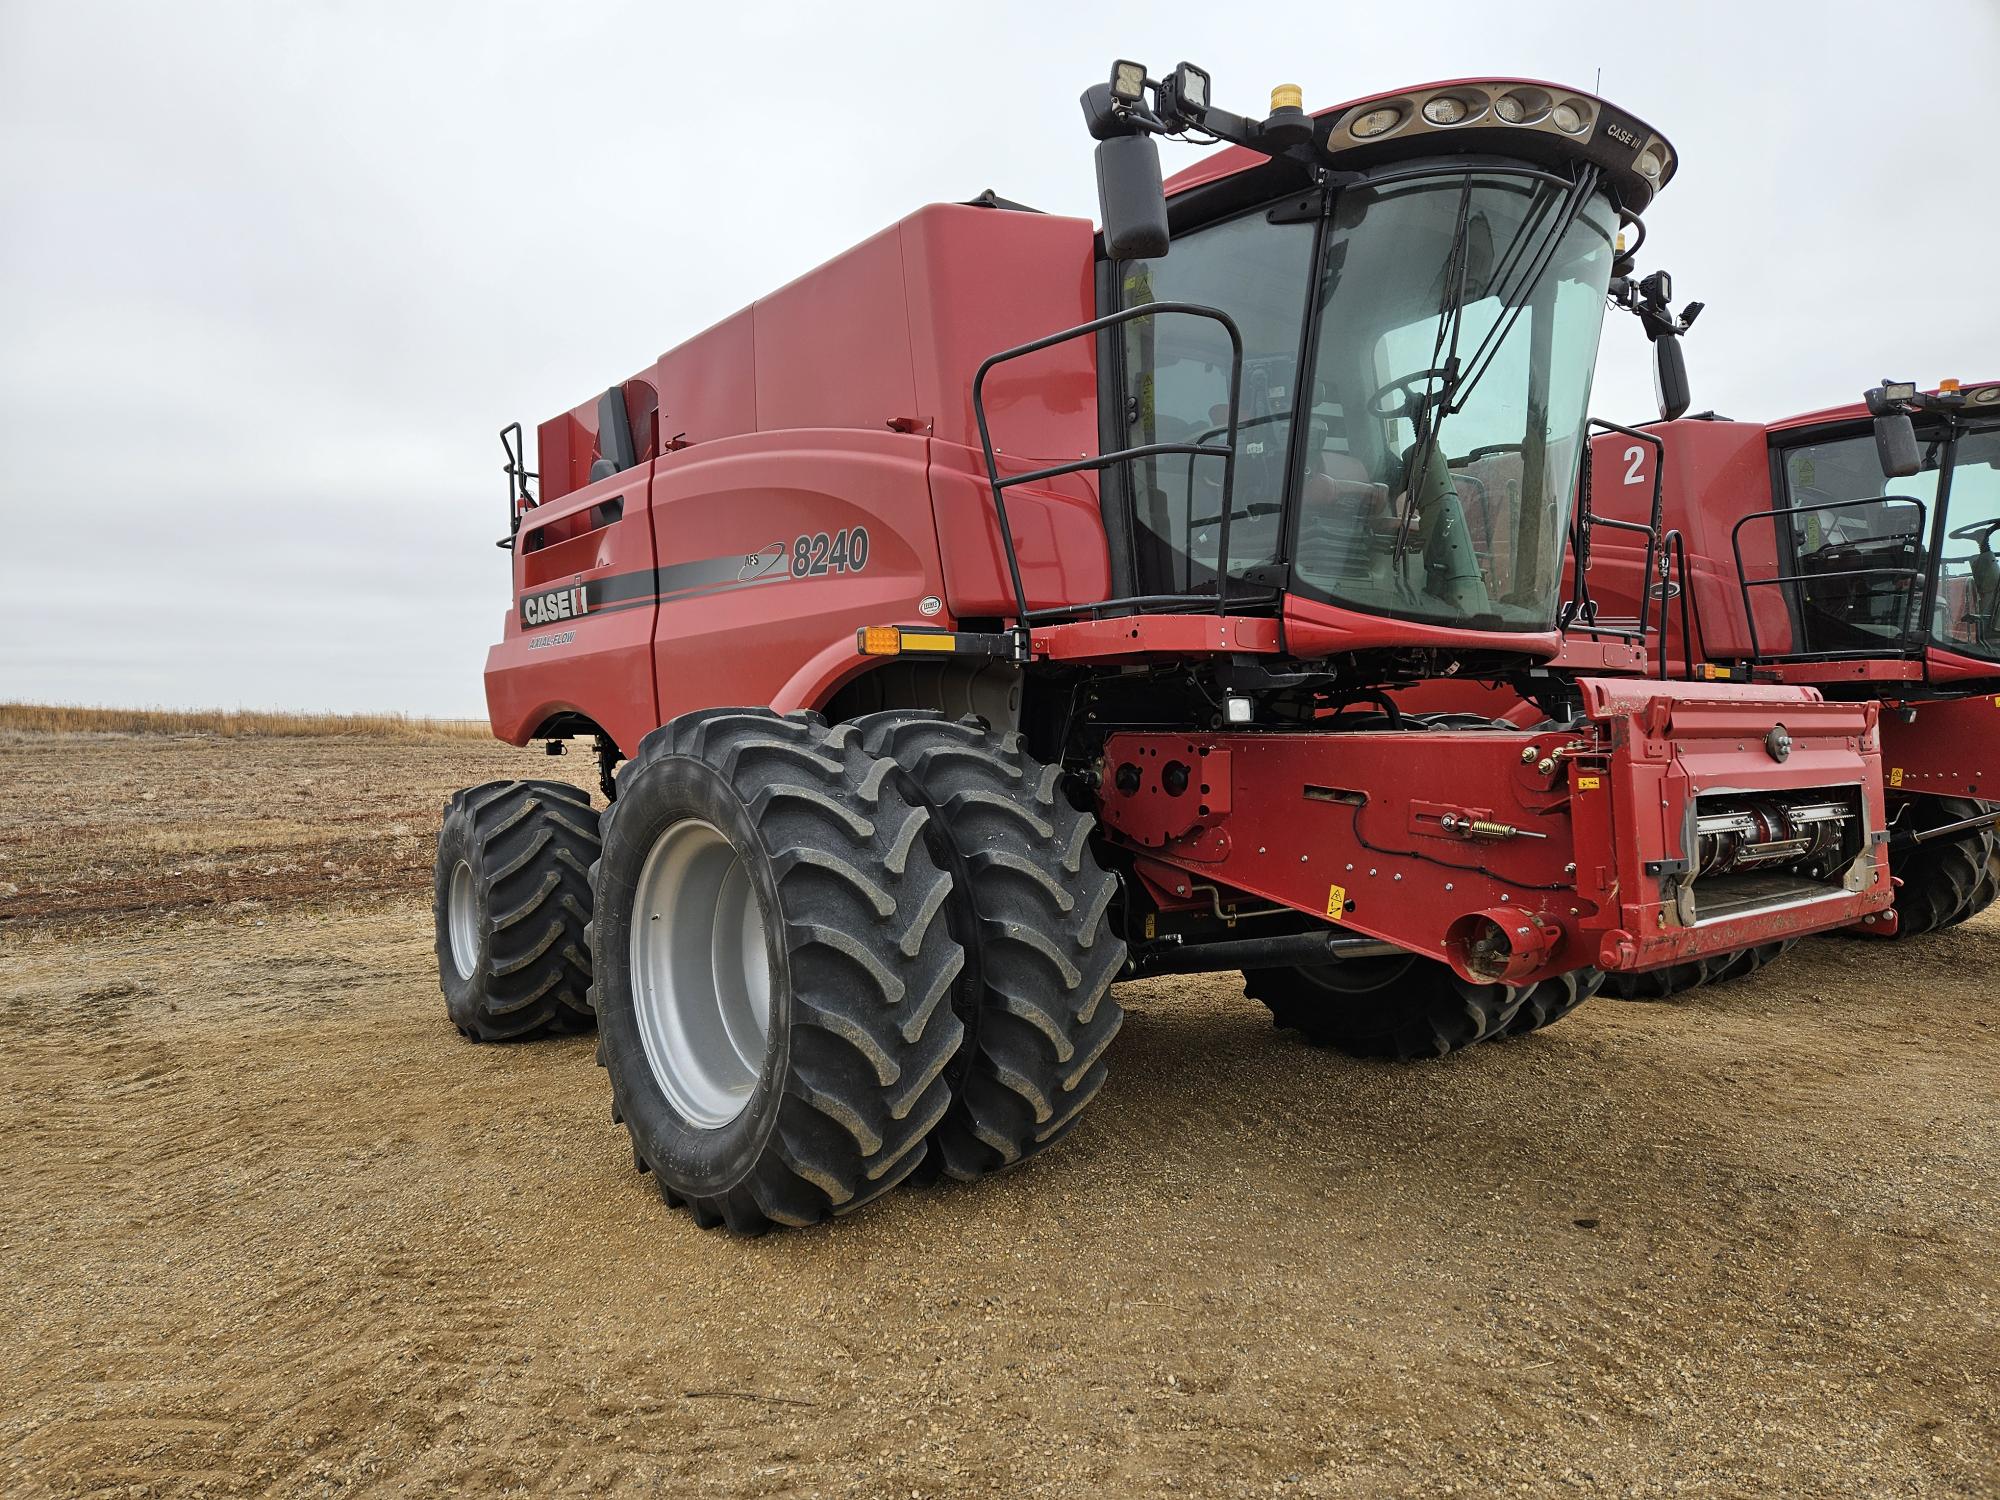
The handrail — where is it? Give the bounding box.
[1652,528,1704,679]
[1730,494,1929,663]
[1563,418,1666,647]
[972,301,1246,636]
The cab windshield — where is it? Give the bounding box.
[1114,169,1618,631]
[1294,172,1618,629]
[1778,422,2000,661]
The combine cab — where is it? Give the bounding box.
[436,61,1894,1232]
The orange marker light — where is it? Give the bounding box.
[857,626,902,656]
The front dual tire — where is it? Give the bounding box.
[590,710,966,1233]
[589,708,1125,1234]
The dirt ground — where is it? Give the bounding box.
[2,729,1994,1498]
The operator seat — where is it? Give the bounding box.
[1295,450,1390,585]
[1969,546,2000,645]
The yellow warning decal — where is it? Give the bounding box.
[1577,774,1602,790]
[1326,883,1347,917]
[1889,767,1904,787]
[1142,912,1157,939]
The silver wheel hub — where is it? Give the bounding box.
[447,859,478,980]
[628,818,774,1129]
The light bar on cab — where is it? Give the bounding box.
[1321,79,1677,211]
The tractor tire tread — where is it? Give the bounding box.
[594,708,965,1234]
[1494,966,1604,1039]
[1886,796,2000,938]
[853,711,1125,1185]
[434,779,598,1041]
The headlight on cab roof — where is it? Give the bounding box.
[1351,104,1404,138]
[1321,79,1677,211]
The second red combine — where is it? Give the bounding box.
[1569,378,2000,953]
[440,61,1896,1232]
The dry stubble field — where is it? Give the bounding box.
[1,723,1994,1498]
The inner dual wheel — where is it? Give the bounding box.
[589,708,1124,1234]
[1245,950,1601,1056]
[1246,951,1520,1059]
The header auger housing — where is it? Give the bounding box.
[438,58,1892,1233]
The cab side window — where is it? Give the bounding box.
[1119,213,1315,595]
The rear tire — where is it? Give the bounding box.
[433,780,598,1041]
[1493,967,1603,1039]
[853,712,1125,1183]
[1944,838,2000,928]
[590,709,965,1234]
[1886,796,2000,937]
[1244,952,1520,1060]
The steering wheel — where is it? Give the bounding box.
[1368,368,1452,420]
[1948,517,2000,548]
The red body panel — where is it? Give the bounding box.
[484,462,659,753]
[1098,680,1889,983]
[646,430,945,728]
[930,442,1110,616]
[1880,692,2000,799]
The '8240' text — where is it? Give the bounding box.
[791,527,870,578]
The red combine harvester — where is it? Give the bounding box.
[437,62,1896,1233]
[1562,380,2000,961]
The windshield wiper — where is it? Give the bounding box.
[1445,164,1601,417]
[1411,176,1476,444]
[1389,167,1599,594]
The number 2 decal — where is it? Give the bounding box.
[791,525,871,578]
[1622,445,1647,485]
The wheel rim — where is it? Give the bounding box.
[628,818,774,1129]
[447,859,478,980]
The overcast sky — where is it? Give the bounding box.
[5,1,1997,716]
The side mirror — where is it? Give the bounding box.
[1653,336,1690,421]
[1094,133,1170,261]
[1873,412,1922,478]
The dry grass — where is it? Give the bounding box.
[0,702,490,741]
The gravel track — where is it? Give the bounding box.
[1,731,1993,1497]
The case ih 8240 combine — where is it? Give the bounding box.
[436,63,1896,1233]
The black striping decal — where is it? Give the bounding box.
[515,538,855,628]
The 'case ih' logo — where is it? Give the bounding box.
[522,584,587,627]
